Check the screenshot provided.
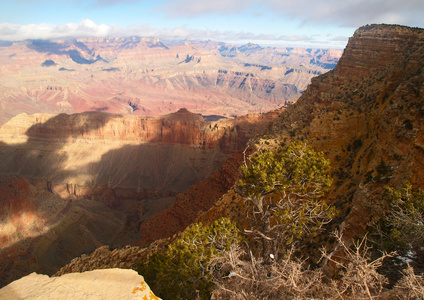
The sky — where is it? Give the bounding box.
[1,0,424,49]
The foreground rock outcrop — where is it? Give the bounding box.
[0,268,160,299]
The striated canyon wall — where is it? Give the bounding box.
[0,108,280,193]
[0,108,279,287]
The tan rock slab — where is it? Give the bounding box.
[0,268,160,299]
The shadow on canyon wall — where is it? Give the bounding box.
[0,110,270,287]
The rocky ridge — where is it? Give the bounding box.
[0,108,280,194]
[272,24,424,243]
[197,24,424,263]
[55,245,148,276]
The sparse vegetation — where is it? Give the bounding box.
[237,141,335,262]
[139,143,424,299]
[141,216,424,299]
[138,218,241,300]
[372,183,424,276]
[135,25,424,298]
[403,119,413,130]
[352,138,363,151]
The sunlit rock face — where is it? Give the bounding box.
[0,37,342,126]
[0,108,279,287]
[0,268,160,300]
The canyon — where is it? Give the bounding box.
[0,36,341,286]
[2,23,424,295]
[0,107,280,286]
[0,37,341,126]
[28,25,424,283]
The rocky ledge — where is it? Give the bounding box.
[0,268,160,299]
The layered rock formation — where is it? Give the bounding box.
[273,24,424,242]
[0,37,341,126]
[0,108,280,193]
[0,108,279,286]
[5,24,424,294]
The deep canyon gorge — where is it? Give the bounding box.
[0,35,341,286]
[1,24,424,298]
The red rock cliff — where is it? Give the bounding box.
[268,24,424,247]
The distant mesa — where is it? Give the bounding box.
[28,39,67,54]
[41,59,56,67]
[146,39,170,49]
[218,43,265,57]
[310,58,337,69]
[28,40,107,65]
[238,42,264,53]
[118,37,142,50]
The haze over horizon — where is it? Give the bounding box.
[1,0,424,49]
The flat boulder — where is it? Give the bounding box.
[0,268,160,299]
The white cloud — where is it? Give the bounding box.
[0,19,120,41]
[0,19,348,48]
[159,0,424,28]
[160,0,253,16]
